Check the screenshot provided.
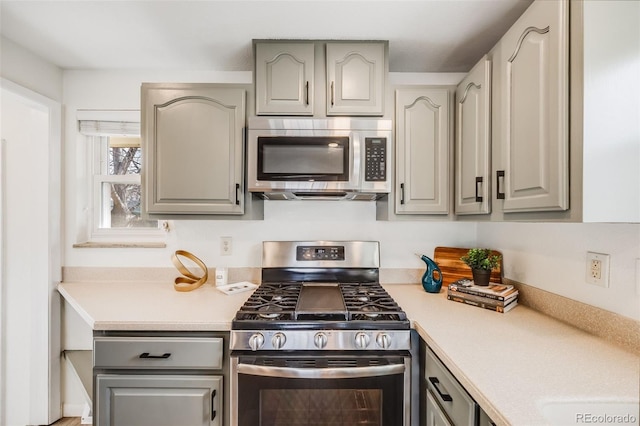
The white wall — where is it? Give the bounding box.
[62,69,475,272]
[0,36,63,102]
[582,1,640,222]
[62,68,640,323]
[0,38,64,425]
[477,222,640,320]
[1,84,62,426]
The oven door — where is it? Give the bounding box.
[231,353,410,426]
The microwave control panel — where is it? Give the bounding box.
[364,137,387,181]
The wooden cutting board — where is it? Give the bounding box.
[433,247,503,286]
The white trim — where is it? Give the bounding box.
[83,132,164,243]
[0,137,5,425]
[79,120,140,137]
[76,109,140,122]
[0,77,62,425]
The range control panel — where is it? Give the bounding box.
[297,246,345,261]
[364,137,387,181]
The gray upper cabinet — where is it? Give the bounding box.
[491,0,569,213]
[142,83,246,216]
[326,42,386,116]
[255,42,315,115]
[454,55,491,215]
[395,87,452,215]
[255,40,387,117]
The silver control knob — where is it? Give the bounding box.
[376,333,392,349]
[354,332,370,349]
[271,332,286,350]
[314,332,328,349]
[248,333,265,351]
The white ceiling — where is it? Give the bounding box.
[0,0,534,73]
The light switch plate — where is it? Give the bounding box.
[220,236,232,256]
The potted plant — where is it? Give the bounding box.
[460,248,501,286]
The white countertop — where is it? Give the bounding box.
[58,281,249,331]
[384,284,639,426]
[58,280,639,425]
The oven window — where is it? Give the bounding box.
[257,136,350,181]
[236,369,405,426]
[261,389,381,426]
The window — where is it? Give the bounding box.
[79,118,164,243]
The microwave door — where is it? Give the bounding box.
[257,136,351,183]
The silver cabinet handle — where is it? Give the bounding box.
[237,362,404,379]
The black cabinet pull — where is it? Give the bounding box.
[235,183,241,205]
[139,352,171,359]
[496,170,505,199]
[428,377,453,402]
[305,81,309,106]
[475,176,483,202]
[400,183,405,205]
[330,81,335,106]
[211,389,217,420]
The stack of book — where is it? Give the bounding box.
[447,279,518,313]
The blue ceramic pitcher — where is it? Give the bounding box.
[418,254,443,293]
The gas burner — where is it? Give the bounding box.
[361,306,380,318]
[258,306,282,320]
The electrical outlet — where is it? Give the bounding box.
[220,236,232,256]
[586,252,609,287]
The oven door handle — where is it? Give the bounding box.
[237,363,405,379]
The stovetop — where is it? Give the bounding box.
[232,281,409,331]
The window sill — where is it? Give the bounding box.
[73,241,166,249]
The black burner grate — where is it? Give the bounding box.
[234,282,407,324]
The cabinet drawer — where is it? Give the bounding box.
[94,337,223,369]
[425,348,476,426]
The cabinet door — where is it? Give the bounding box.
[255,42,314,115]
[493,0,569,212]
[426,390,454,426]
[395,88,451,214]
[142,85,245,215]
[455,56,491,215]
[96,374,222,426]
[326,42,385,116]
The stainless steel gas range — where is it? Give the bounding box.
[230,241,415,426]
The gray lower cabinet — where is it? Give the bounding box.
[96,374,221,426]
[94,334,227,426]
[422,341,494,426]
[426,390,453,426]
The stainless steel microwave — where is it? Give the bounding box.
[247,118,392,200]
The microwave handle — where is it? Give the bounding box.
[237,362,404,380]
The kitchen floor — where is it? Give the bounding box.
[50,418,81,426]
